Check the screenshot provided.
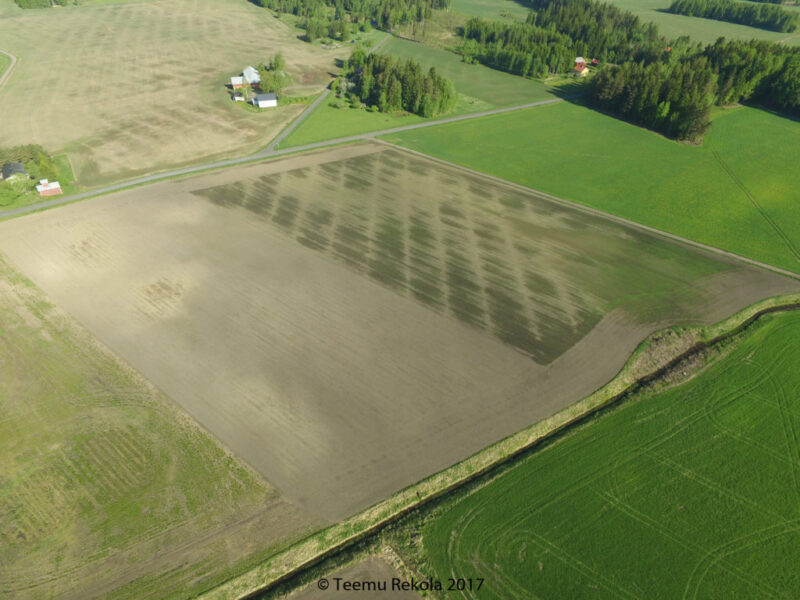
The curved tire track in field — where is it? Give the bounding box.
[0,49,16,90]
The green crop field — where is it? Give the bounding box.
[278,37,562,148]
[606,0,800,45]
[410,308,800,599]
[384,102,800,274]
[0,256,316,599]
[378,37,557,106]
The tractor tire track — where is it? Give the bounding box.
[712,150,800,264]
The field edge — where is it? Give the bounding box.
[198,292,800,600]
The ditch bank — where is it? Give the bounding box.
[199,292,800,600]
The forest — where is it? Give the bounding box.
[252,0,450,41]
[455,0,666,77]
[667,0,798,32]
[704,39,800,112]
[526,0,663,63]
[452,0,799,140]
[455,18,575,77]
[338,48,457,116]
[587,58,717,142]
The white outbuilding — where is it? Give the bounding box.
[252,92,277,108]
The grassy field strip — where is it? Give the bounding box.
[376,140,800,282]
[0,48,15,89]
[200,293,800,600]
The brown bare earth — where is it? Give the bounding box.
[0,258,318,600]
[0,0,350,186]
[0,142,796,526]
[287,557,421,599]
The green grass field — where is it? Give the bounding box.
[278,37,562,148]
[410,308,800,599]
[606,0,800,45]
[378,37,558,106]
[450,0,530,20]
[384,102,800,274]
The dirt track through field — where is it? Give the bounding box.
[0,143,796,523]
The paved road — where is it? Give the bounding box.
[0,96,569,219]
[0,49,17,90]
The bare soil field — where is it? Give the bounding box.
[0,142,795,526]
[0,258,318,600]
[0,0,345,186]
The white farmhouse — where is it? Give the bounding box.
[252,92,277,108]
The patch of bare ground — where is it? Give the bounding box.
[0,142,796,530]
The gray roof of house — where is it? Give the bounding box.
[1,162,27,179]
[254,93,277,101]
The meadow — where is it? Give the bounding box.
[0,0,351,186]
[0,257,317,599]
[606,0,800,45]
[384,102,800,275]
[278,37,561,148]
[450,0,530,20]
[410,308,800,599]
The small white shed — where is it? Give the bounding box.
[252,93,277,108]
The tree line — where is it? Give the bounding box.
[587,39,800,141]
[14,0,68,8]
[704,38,800,113]
[588,58,717,142]
[252,0,450,42]
[336,47,457,116]
[667,0,798,32]
[455,18,575,77]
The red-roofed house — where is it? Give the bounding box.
[35,179,62,197]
